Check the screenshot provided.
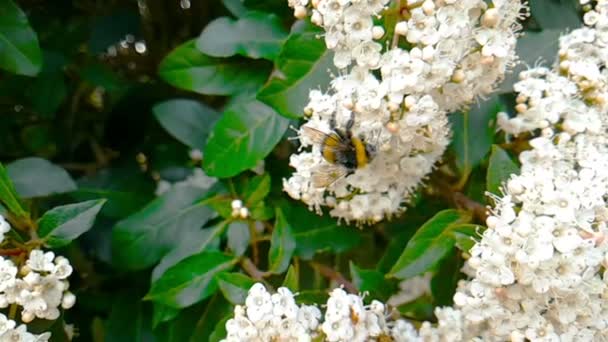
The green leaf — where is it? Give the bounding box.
[257,23,334,119]
[396,295,435,321]
[152,304,181,328]
[451,224,483,252]
[208,315,231,342]
[268,207,296,274]
[282,264,299,291]
[7,157,77,198]
[38,199,106,248]
[112,185,215,270]
[222,0,248,17]
[216,272,256,305]
[0,163,27,217]
[0,0,42,76]
[431,253,464,307]
[350,262,395,301]
[105,291,154,342]
[450,95,504,181]
[196,11,288,60]
[26,71,67,118]
[281,201,361,259]
[152,224,224,281]
[153,99,220,150]
[389,210,472,279]
[159,40,271,96]
[487,145,520,195]
[530,0,580,30]
[203,100,289,178]
[226,221,249,257]
[72,167,154,219]
[239,173,271,206]
[190,295,232,342]
[146,251,237,308]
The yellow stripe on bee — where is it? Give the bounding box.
[352,137,368,168]
[322,133,341,163]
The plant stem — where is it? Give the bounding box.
[310,261,357,293]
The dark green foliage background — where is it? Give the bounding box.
[0,0,583,340]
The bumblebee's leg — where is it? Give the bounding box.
[329,112,337,130]
[346,111,355,130]
[344,111,355,139]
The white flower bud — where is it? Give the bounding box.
[486,215,499,228]
[239,207,249,219]
[21,311,35,323]
[311,10,323,25]
[372,26,385,40]
[422,0,435,15]
[481,8,499,27]
[395,21,408,36]
[231,199,243,210]
[422,45,435,61]
[294,6,307,19]
[62,292,76,309]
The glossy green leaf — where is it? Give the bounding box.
[268,207,295,273]
[0,0,42,76]
[153,99,220,150]
[396,295,435,321]
[26,72,67,118]
[530,0,580,30]
[196,11,288,60]
[250,201,274,221]
[226,221,249,257]
[152,304,181,328]
[222,0,248,17]
[487,145,520,195]
[282,264,299,291]
[72,167,154,219]
[281,201,361,259]
[431,253,464,306]
[208,315,231,342]
[450,95,504,181]
[240,173,271,206]
[38,199,106,248]
[0,163,27,217]
[203,100,289,178]
[350,262,395,301]
[112,185,215,270]
[389,210,472,279]
[159,40,271,96]
[189,295,232,342]
[152,224,224,281]
[145,251,237,308]
[216,272,255,305]
[7,157,77,198]
[257,23,334,118]
[105,291,154,342]
[451,224,483,252]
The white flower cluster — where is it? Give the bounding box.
[222,283,421,342]
[0,249,75,325]
[284,0,525,222]
[0,313,50,341]
[419,1,608,340]
[231,199,250,219]
[222,283,322,341]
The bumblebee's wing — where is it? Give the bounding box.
[311,164,348,188]
[301,126,348,151]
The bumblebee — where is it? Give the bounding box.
[301,119,375,187]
